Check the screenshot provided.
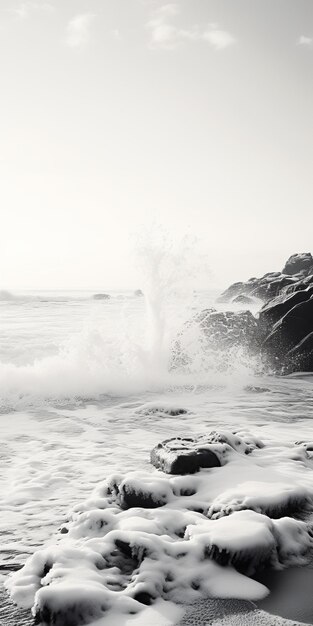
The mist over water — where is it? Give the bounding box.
[0,236,257,407]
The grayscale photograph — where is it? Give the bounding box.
[1,1,313,625]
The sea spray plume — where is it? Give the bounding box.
[0,232,258,405]
[0,290,16,301]
[133,227,211,375]
[0,231,211,404]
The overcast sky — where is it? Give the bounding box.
[1,0,313,289]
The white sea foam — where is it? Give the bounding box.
[2,239,313,625]
[0,237,258,406]
[7,427,313,625]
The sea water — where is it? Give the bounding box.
[1,287,313,625]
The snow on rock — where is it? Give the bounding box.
[7,429,313,626]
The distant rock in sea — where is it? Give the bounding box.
[134,289,144,297]
[93,293,110,300]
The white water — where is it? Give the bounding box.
[1,281,313,625]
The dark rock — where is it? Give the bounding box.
[262,298,313,367]
[151,437,221,475]
[171,309,259,371]
[215,252,313,373]
[216,282,246,303]
[119,484,167,509]
[286,331,313,372]
[232,295,255,305]
[151,431,257,475]
[282,253,313,275]
[217,254,313,305]
[34,597,107,626]
[134,289,144,297]
[194,309,259,351]
[250,276,295,301]
[138,405,188,416]
[217,274,296,304]
[108,476,171,509]
[133,591,154,605]
[258,289,311,333]
[283,274,313,295]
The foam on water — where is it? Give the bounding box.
[3,238,313,625]
[0,237,258,407]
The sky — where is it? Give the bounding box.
[0,0,313,290]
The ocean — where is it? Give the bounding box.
[1,289,313,625]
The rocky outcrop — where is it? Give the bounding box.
[262,297,313,372]
[258,288,313,333]
[151,437,221,475]
[193,309,259,351]
[171,308,260,371]
[283,273,313,295]
[232,294,255,305]
[151,431,259,475]
[282,253,313,276]
[215,253,313,374]
[218,254,313,305]
[217,274,296,304]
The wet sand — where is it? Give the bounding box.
[0,583,33,626]
[179,597,310,625]
[257,566,313,625]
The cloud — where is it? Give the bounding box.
[66,13,95,48]
[298,35,313,47]
[203,27,236,50]
[156,3,180,18]
[147,5,235,50]
[12,1,54,19]
[113,28,122,40]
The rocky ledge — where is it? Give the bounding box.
[182,253,313,374]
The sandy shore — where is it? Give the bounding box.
[179,598,311,625]
[2,589,311,626]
